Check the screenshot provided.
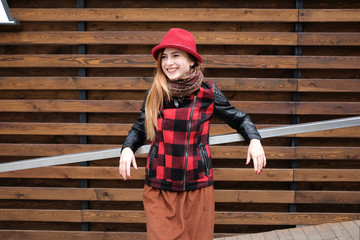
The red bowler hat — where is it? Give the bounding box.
[151,28,203,63]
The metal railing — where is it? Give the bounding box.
[0,116,359,173]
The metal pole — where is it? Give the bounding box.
[0,116,359,173]
[77,0,89,232]
[290,0,304,215]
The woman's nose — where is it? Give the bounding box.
[165,57,174,65]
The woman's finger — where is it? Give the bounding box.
[258,157,262,174]
[119,158,126,180]
[246,152,251,165]
[132,157,138,170]
[264,154,266,167]
[126,158,131,179]
[253,157,258,174]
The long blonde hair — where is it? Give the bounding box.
[145,51,201,140]
[145,52,170,140]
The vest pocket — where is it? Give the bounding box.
[147,143,158,176]
[199,143,210,176]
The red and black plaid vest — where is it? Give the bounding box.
[145,81,214,191]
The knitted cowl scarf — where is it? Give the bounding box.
[167,69,203,99]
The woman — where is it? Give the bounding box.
[119,28,266,240]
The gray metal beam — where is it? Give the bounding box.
[0,0,18,25]
[0,116,359,173]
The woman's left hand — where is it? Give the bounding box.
[246,139,266,174]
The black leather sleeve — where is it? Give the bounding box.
[213,83,261,143]
[121,91,148,153]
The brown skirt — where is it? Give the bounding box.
[143,184,215,240]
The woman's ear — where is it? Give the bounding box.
[190,58,195,67]
[190,59,195,68]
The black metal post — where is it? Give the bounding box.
[290,0,303,214]
[77,0,89,232]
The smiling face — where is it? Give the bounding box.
[161,48,195,80]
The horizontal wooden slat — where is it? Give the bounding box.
[0,100,143,113]
[11,8,299,22]
[207,78,297,92]
[232,101,295,114]
[2,187,358,204]
[0,122,252,136]
[2,77,359,92]
[11,9,360,22]
[298,79,360,92]
[0,77,297,91]
[0,166,135,179]
[295,147,360,160]
[0,167,293,182]
[0,122,248,136]
[294,169,360,182]
[83,210,146,224]
[0,209,82,222]
[2,167,358,183]
[0,100,294,114]
[0,143,117,157]
[0,122,131,136]
[214,212,360,225]
[294,126,360,138]
[1,55,359,69]
[0,77,154,90]
[0,54,298,69]
[0,187,143,201]
[1,99,359,115]
[295,102,360,115]
[295,191,360,204]
[298,56,360,69]
[234,101,360,115]
[299,9,360,22]
[0,187,294,203]
[2,31,360,46]
[213,168,293,181]
[1,209,359,225]
[0,31,165,45]
[0,54,155,68]
[215,190,293,203]
[298,33,360,46]
[0,145,359,160]
[2,122,358,137]
[0,230,147,240]
[0,31,298,45]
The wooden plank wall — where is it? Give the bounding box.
[0,0,359,239]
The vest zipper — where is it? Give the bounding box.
[183,93,198,190]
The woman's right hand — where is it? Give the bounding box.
[119,147,138,180]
